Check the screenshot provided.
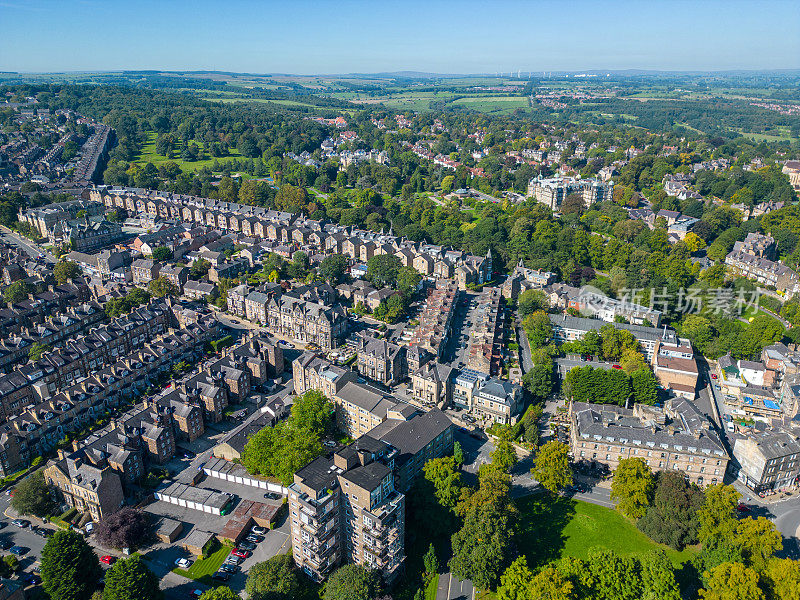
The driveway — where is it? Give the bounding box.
[436,572,474,600]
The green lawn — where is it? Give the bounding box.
[172,543,233,585]
[133,131,245,172]
[515,495,695,568]
[425,575,439,600]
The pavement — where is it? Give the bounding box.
[0,225,56,264]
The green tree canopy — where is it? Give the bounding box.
[11,471,57,517]
[147,276,179,298]
[319,254,348,284]
[103,554,162,600]
[531,440,573,494]
[698,484,739,549]
[245,554,300,600]
[41,529,103,600]
[700,561,764,600]
[54,260,81,284]
[611,457,654,519]
[366,254,401,288]
[322,564,382,600]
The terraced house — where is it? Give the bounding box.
[0,305,218,477]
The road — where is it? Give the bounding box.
[0,225,56,264]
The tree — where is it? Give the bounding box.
[366,254,401,288]
[639,550,681,600]
[423,456,463,512]
[423,543,440,578]
[491,427,518,472]
[3,280,31,304]
[497,557,534,600]
[190,258,211,279]
[41,529,102,600]
[528,564,576,600]
[54,260,81,284]
[522,311,553,349]
[763,558,800,600]
[319,254,348,284]
[245,554,300,600]
[637,470,703,550]
[95,507,151,550]
[453,441,464,466]
[150,247,172,261]
[28,341,51,362]
[199,589,239,600]
[449,500,514,590]
[396,265,422,297]
[11,472,57,517]
[698,484,739,549]
[103,554,162,600]
[322,564,381,600]
[531,441,572,494]
[700,562,764,600]
[734,517,782,572]
[522,359,554,401]
[518,289,550,317]
[611,457,654,519]
[148,277,179,298]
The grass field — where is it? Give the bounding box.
[133,131,245,172]
[449,96,529,113]
[515,495,696,568]
[172,543,233,586]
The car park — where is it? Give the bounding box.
[251,526,267,535]
[231,548,250,559]
[212,571,230,582]
[219,564,239,574]
[32,528,51,538]
[263,492,282,500]
[224,555,243,565]
[0,541,12,550]
[245,534,263,543]
[9,547,26,556]
[237,541,256,551]
[100,555,115,565]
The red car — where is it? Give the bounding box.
[737,504,752,513]
[100,555,115,565]
[612,364,622,370]
[711,373,718,379]
[231,549,250,559]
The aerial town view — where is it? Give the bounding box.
[1,1,800,599]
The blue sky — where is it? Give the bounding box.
[2,0,798,74]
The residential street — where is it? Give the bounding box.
[0,225,56,264]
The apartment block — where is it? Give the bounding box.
[570,399,729,486]
[356,334,405,386]
[733,429,800,492]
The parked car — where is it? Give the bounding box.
[711,373,718,379]
[32,528,51,538]
[737,503,752,513]
[100,555,115,565]
[11,519,29,528]
[189,590,203,600]
[9,547,26,556]
[251,526,267,536]
[174,558,192,569]
[212,571,230,582]
[231,549,250,559]
[224,555,243,565]
[263,492,282,501]
[181,450,196,459]
[237,541,256,551]
[612,364,622,370]
[245,534,264,544]
[219,564,239,574]
[20,573,41,586]
[0,541,12,550]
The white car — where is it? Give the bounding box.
[175,558,193,569]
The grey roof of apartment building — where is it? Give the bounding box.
[340,459,392,491]
[572,400,726,456]
[370,408,453,462]
[548,313,676,344]
[336,382,396,417]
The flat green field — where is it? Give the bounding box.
[450,96,529,113]
[515,495,696,568]
[133,131,244,172]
